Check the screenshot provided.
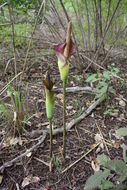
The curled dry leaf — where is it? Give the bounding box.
[94,133,103,143]
[35,112,43,118]
[94,134,104,153]
[4,137,23,147]
[66,105,73,110]
[91,144,97,149]
[119,100,126,107]
[56,93,64,103]
[0,175,3,184]
[113,141,123,148]
[91,158,100,172]
[22,175,40,188]
[26,151,32,157]
[96,143,104,154]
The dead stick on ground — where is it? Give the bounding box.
[95,121,110,156]
[52,95,105,136]
[34,157,49,167]
[0,130,47,173]
[61,143,100,174]
[26,95,105,138]
[54,86,95,94]
[0,96,105,172]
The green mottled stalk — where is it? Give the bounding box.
[63,81,66,159]
[43,73,55,172]
[49,118,53,159]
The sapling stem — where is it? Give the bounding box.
[63,81,66,159]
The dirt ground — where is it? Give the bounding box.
[0,24,127,189]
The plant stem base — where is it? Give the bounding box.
[62,81,66,159]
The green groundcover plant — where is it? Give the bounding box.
[0,84,28,134]
[84,127,127,190]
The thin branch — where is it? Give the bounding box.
[82,53,124,81]
[50,0,66,32]
[34,157,49,167]
[27,95,106,138]
[21,0,46,79]
[54,86,94,94]
[52,95,106,136]
[84,0,91,51]
[0,130,47,173]
[0,72,22,96]
[95,121,110,155]
[61,142,100,174]
[102,25,127,65]
[94,0,122,60]
[0,2,8,8]
[8,0,17,86]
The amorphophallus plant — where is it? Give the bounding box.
[43,71,55,171]
[54,21,75,159]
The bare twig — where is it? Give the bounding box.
[54,86,94,94]
[94,0,122,60]
[82,53,124,81]
[84,0,91,51]
[0,130,47,173]
[70,0,86,48]
[61,142,100,173]
[95,121,110,155]
[8,0,17,86]
[52,95,106,136]
[21,0,46,79]
[50,0,66,32]
[0,72,22,96]
[4,58,14,75]
[102,25,127,65]
[34,157,49,167]
[27,95,106,138]
[0,2,8,8]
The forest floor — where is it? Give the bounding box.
[0,24,127,190]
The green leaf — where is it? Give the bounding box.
[99,85,108,94]
[0,103,12,119]
[97,81,108,89]
[103,71,111,80]
[0,104,7,113]
[112,184,127,190]
[101,180,114,189]
[55,156,61,172]
[97,154,110,166]
[121,144,127,163]
[104,109,113,116]
[113,67,119,75]
[116,128,127,137]
[7,85,13,97]
[84,169,110,190]
[104,160,127,182]
[108,87,116,94]
[86,74,97,82]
